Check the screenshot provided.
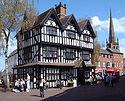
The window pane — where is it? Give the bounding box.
[47,27,57,35]
[43,46,58,58]
[66,31,76,39]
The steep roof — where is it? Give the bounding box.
[60,15,72,25]
[60,14,81,34]
[99,49,112,55]
[78,19,96,38]
[33,8,53,28]
[78,19,88,29]
[107,48,123,54]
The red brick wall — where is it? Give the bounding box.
[98,52,124,76]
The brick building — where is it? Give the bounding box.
[96,9,124,76]
[123,59,125,75]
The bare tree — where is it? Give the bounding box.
[92,32,101,67]
[0,0,38,88]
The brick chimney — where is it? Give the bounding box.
[55,2,66,18]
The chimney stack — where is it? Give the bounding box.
[55,2,66,18]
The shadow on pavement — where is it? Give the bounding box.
[30,94,41,98]
[40,87,81,101]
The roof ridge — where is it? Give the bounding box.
[78,19,88,24]
[33,8,54,28]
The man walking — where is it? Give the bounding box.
[105,74,110,87]
[110,74,114,87]
[40,78,46,98]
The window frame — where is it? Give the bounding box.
[63,48,76,60]
[81,51,90,60]
[42,46,58,58]
[46,26,57,36]
[66,30,76,39]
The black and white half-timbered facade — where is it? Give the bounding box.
[13,2,96,88]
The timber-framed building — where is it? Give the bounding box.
[13,2,96,88]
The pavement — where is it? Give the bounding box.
[0,76,125,101]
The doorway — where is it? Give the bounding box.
[77,68,85,85]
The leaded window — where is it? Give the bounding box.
[23,47,32,60]
[43,46,58,58]
[66,31,76,39]
[64,48,76,59]
[46,27,57,36]
[46,68,59,81]
[81,51,90,60]
[24,31,30,40]
[60,69,69,79]
[83,35,90,42]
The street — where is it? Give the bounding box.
[0,76,125,101]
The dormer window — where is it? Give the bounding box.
[66,31,76,39]
[46,27,57,36]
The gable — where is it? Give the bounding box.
[33,8,63,30]
[44,14,60,28]
[61,14,81,34]
[82,20,96,38]
[42,8,63,30]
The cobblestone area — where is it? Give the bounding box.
[0,76,125,101]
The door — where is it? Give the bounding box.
[77,68,85,85]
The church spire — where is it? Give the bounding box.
[117,37,119,44]
[109,8,116,43]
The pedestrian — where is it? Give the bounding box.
[92,75,95,85]
[20,79,25,91]
[110,74,114,87]
[104,74,106,87]
[19,79,22,92]
[26,73,30,92]
[24,79,27,92]
[105,74,110,87]
[13,79,20,92]
[40,78,46,98]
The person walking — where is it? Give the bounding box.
[40,78,46,98]
[104,74,106,87]
[20,79,25,91]
[110,74,114,87]
[26,73,30,92]
[105,74,110,87]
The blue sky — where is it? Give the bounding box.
[0,0,125,71]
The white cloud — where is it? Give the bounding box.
[91,16,109,31]
[8,38,17,54]
[120,38,125,46]
[92,16,125,57]
[119,38,125,56]
[120,47,125,56]
[92,16,125,34]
